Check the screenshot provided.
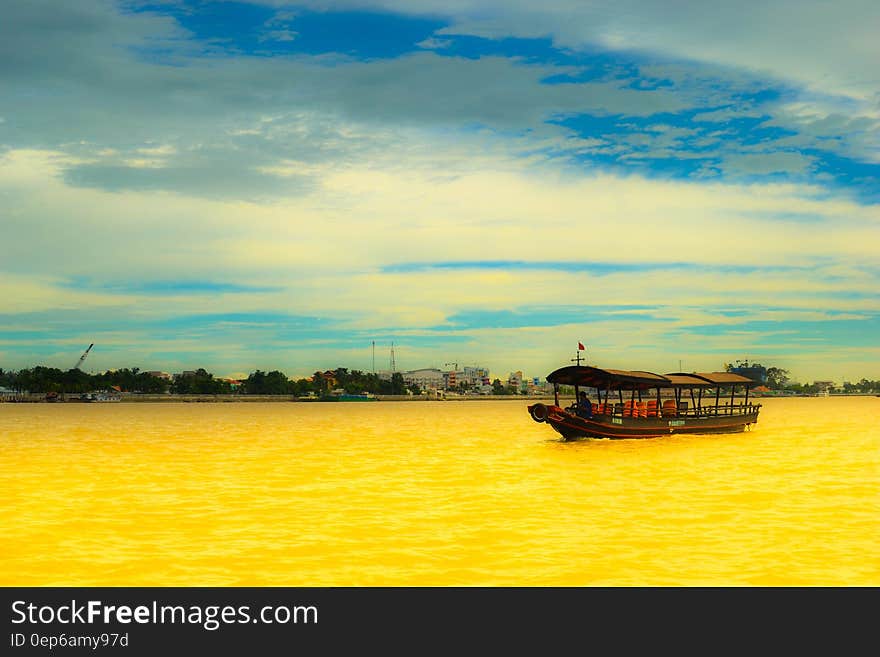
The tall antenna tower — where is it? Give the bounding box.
[390,342,396,373]
[372,340,375,374]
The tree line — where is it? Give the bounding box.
[2,362,876,396]
[723,361,879,394]
[0,366,415,396]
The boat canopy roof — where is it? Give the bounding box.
[546,366,757,390]
[665,371,757,386]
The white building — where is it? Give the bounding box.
[462,366,490,387]
[402,368,445,391]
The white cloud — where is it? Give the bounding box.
[718,151,815,176]
[280,0,880,102]
[3,146,878,373]
[3,0,875,203]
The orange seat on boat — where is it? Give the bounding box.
[662,400,677,417]
[636,402,647,418]
[623,400,637,417]
[646,400,659,417]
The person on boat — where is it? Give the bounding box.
[576,391,593,419]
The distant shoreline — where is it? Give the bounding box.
[0,393,558,403]
[3,393,877,404]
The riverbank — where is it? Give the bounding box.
[4,392,876,404]
[0,393,559,403]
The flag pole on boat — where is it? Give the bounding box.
[572,341,585,366]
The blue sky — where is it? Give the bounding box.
[1,1,878,382]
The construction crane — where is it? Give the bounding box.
[74,343,94,371]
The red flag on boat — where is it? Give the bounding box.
[578,342,585,350]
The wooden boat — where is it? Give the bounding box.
[528,365,760,440]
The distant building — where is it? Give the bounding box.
[146,371,172,380]
[813,380,835,393]
[525,376,548,395]
[0,386,20,400]
[508,371,523,393]
[391,365,491,391]
[443,370,457,390]
[403,368,444,391]
[462,366,490,387]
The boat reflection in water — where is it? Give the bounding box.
[529,365,760,440]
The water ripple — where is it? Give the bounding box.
[1,398,877,585]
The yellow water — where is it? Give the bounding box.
[1,397,877,586]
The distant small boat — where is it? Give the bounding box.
[528,364,760,440]
[80,391,122,403]
[319,391,379,402]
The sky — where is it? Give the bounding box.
[1,0,878,384]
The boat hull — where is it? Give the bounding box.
[528,403,759,440]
